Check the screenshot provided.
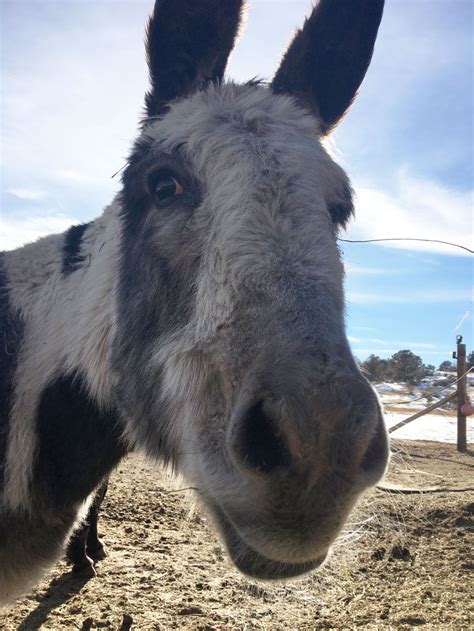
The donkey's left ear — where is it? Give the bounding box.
[144,0,245,122]
[271,0,384,134]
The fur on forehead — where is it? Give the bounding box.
[136,82,353,221]
[142,83,322,163]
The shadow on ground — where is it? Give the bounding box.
[17,570,92,631]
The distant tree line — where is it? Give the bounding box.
[360,350,436,385]
[360,350,474,385]
[438,350,474,373]
[360,349,474,384]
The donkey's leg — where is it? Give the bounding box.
[86,478,109,562]
[66,518,95,576]
[65,478,109,575]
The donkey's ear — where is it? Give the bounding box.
[271,0,384,134]
[144,0,245,121]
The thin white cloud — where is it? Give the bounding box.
[349,336,437,349]
[7,188,46,201]
[0,214,77,251]
[55,169,104,185]
[346,170,473,256]
[454,309,470,331]
[348,288,473,304]
[2,4,147,200]
[344,262,400,275]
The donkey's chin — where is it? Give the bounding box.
[208,502,327,580]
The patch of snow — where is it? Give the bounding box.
[385,412,474,443]
[374,382,407,393]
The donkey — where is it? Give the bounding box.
[0,0,389,605]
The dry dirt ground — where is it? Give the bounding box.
[3,440,473,630]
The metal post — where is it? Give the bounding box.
[455,335,467,453]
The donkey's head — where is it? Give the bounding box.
[113,0,388,579]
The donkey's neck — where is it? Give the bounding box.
[2,200,125,513]
[5,199,123,408]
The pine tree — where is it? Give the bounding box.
[439,360,455,372]
[467,351,474,369]
[389,350,425,384]
[361,355,390,382]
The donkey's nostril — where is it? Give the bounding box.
[230,400,292,474]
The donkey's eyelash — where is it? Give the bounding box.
[148,167,180,190]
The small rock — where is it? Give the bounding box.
[178,605,204,616]
[454,516,471,527]
[399,616,426,626]
[389,545,413,561]
[371,548,385,561]
[428,509,449,520]
[69,606,82,614]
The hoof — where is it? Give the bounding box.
[88,544,107,562]
[72,556,97,578]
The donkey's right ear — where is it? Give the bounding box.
[144,0,245,123]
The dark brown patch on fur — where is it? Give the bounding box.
[62,222,92,276]
[35,373,126,508]
[0,253,25,488]
[113,140,201,463]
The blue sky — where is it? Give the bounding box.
[1,0,472,367]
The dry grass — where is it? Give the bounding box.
[3,441,473,630]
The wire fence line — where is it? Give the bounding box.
[387,391,457,435]
[338,237,474,255]
[382,367,473,408]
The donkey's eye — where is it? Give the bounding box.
[152,171,184,203]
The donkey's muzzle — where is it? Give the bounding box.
[226,377,388,485]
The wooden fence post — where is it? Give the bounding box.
[455,335,467,453]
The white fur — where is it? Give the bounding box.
[3,201,123,511]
